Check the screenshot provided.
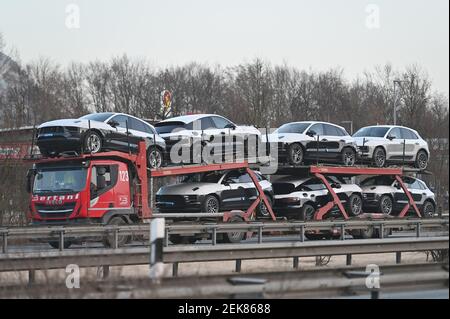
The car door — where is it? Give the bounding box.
[322,124,344,158]
[200,117,223,156]
[304,123,326,158]
[106,115,130,151]
[219,171,247,209]
[400,128,418,160]
[393,177,423,207]
[385,127,403,160]
[211,116,235,155]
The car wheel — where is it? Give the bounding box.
[302,204,316,221]
[347,194,363,216]
[415,150,428,170]
[379,195,393,215]
[421,201,435,218]
[288,143,304,165]
[373,147,386,168]
[147,147,163,169]
[341,147,356,166]
[84,131,103,154]
[203,195,220,214]
[256,196,272,218]
[103,216,130,248]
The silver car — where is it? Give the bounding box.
[154,114,261,164]
[272,176,363,219]
[353,125,430,170]
[360,176,436,217]
[265,121,358,166]
[156,169,273,216]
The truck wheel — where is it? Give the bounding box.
[84,131,103,154]
[341,148,356,166]
[147,147,163,169]
[48,241,72,249]
[203,195,220,214]
[421,201,435,218]
[103,216,130,248]
[256,196,272,218]
[379,195,393,215]
[347,194,363,216]
[288,143,304,165]
[373,147,386,168]
[222,216,245,244]
[169,235,196,245]
[415,150,428,170]
[352,227,374,239]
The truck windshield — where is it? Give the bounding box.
[33,167,87,194]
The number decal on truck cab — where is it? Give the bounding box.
[119,170,129,182]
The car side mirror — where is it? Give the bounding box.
[223,181,230,186]
[394,183,401,189]
[387,135,395,141]
[225,123,236,130]
[306,130,316,137]
[331,183,342,189]
[108,120,119,128]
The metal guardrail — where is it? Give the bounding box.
[0,218,448,253]
[2,262,446,299]
[0,236,447,273]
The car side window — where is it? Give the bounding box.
[388,128,402,139]
[212,116,232,129]
[308,124,324,136]
[238,173,253,183]
[401,128,418,140]
[201,117,216,130]
[111,115,129,128]
[130,118,148,133]
[324,124,342,136]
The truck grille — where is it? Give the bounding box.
[35,202,76,219]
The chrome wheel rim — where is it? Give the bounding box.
[418,153,428,170]
[304,206,316,220]
[374,149,385,167]
[381,197,393,214]
[87,134,101,153]
[149,150,162,168]
[351,196,362,215]
[206,198,219,213]
[291,145,303,164]
[343,150,356,166]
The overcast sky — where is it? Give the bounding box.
[0,0,448,94]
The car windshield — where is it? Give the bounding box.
[275,122,311,134]
[360,176,394,187]
[79,113,114,122]
[33,166,87,194]
[353,127,390,137]
[155,121,193,134]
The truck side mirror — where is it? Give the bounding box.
[26,169,36,193]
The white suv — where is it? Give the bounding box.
[353,125,430,170]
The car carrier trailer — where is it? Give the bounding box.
[25,139,432,247]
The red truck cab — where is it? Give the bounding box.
[27,142,150,226]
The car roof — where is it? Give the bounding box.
[273,176,311,186]
[280,121,347,131]
[358,125,420,134]
[81,112,155,128]
[159,114,227,124]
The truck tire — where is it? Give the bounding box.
[103,216,130,248]
[48,241,72,249]
[222,216,245,244]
